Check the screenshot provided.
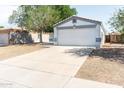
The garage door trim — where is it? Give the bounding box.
[57,27,97,46]
[57,24,96,30]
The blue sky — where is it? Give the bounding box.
[0,5,124,32]
[71,5,124,32]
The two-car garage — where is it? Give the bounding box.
[53,15,105,48]
[57,27,97,46]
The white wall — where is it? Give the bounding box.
[54,27,58,45]
[42,33,50,42]
[95,24,101,47]
[100,26,105,46]
[31,32,51,43]
[31,32,40,43]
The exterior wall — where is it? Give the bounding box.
[54,26,101,47]
[100,26,105,47]
[54,27,58,45]
[95,24,105,48]
[0,33,9,45]
[95,24,101,47]
[53,17,104,47]
[31,32,51,43]
[42,33,51,43]
[31,32,40,43]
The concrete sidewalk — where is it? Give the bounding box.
[65,78,121,88]
[0,46,122,88]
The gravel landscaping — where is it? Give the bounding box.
[75,47,124,86]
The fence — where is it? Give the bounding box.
[105,34,123,43]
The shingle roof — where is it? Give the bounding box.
[0,28,10,33]
[53,15,102,27]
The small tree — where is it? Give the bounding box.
[9,5,77,43]
[9,6,59,43]
[108,8,124,33]
[108,7,124,42]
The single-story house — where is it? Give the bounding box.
[0,27,51,46]
[53,15,106,48]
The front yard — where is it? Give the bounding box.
[0,44,42,61]
[76,45,124,86]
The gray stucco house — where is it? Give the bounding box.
[53,15,106,48]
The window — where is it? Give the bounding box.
[72,19,77,23]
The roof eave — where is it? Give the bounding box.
[53,15,102,27]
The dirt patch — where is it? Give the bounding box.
[0,44,43,61]
[76,48,124,86]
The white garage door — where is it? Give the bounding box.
[0,33,9,45]
[58,28,98,46]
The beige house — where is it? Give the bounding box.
[0,27,51,46]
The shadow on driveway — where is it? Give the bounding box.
[89,48,124,64]
[64,47,124,64]
[64,48,93,57]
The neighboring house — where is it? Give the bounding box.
[53,15,106,48]
[9,27,50,43]
[0,28,51,46]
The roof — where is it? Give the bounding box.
[0,27,28,33]
[53,15,102,27]
[0,27,27,33]
[0,28,10,33]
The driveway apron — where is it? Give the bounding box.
[0,46,121,88]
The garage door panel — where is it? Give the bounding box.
[58,28,97,46]
[0,34,9,44]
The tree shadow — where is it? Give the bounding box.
[64,48,93,57]
[89,48,124,64]
[64,47,124,64]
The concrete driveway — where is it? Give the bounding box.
[0,46,121,88]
